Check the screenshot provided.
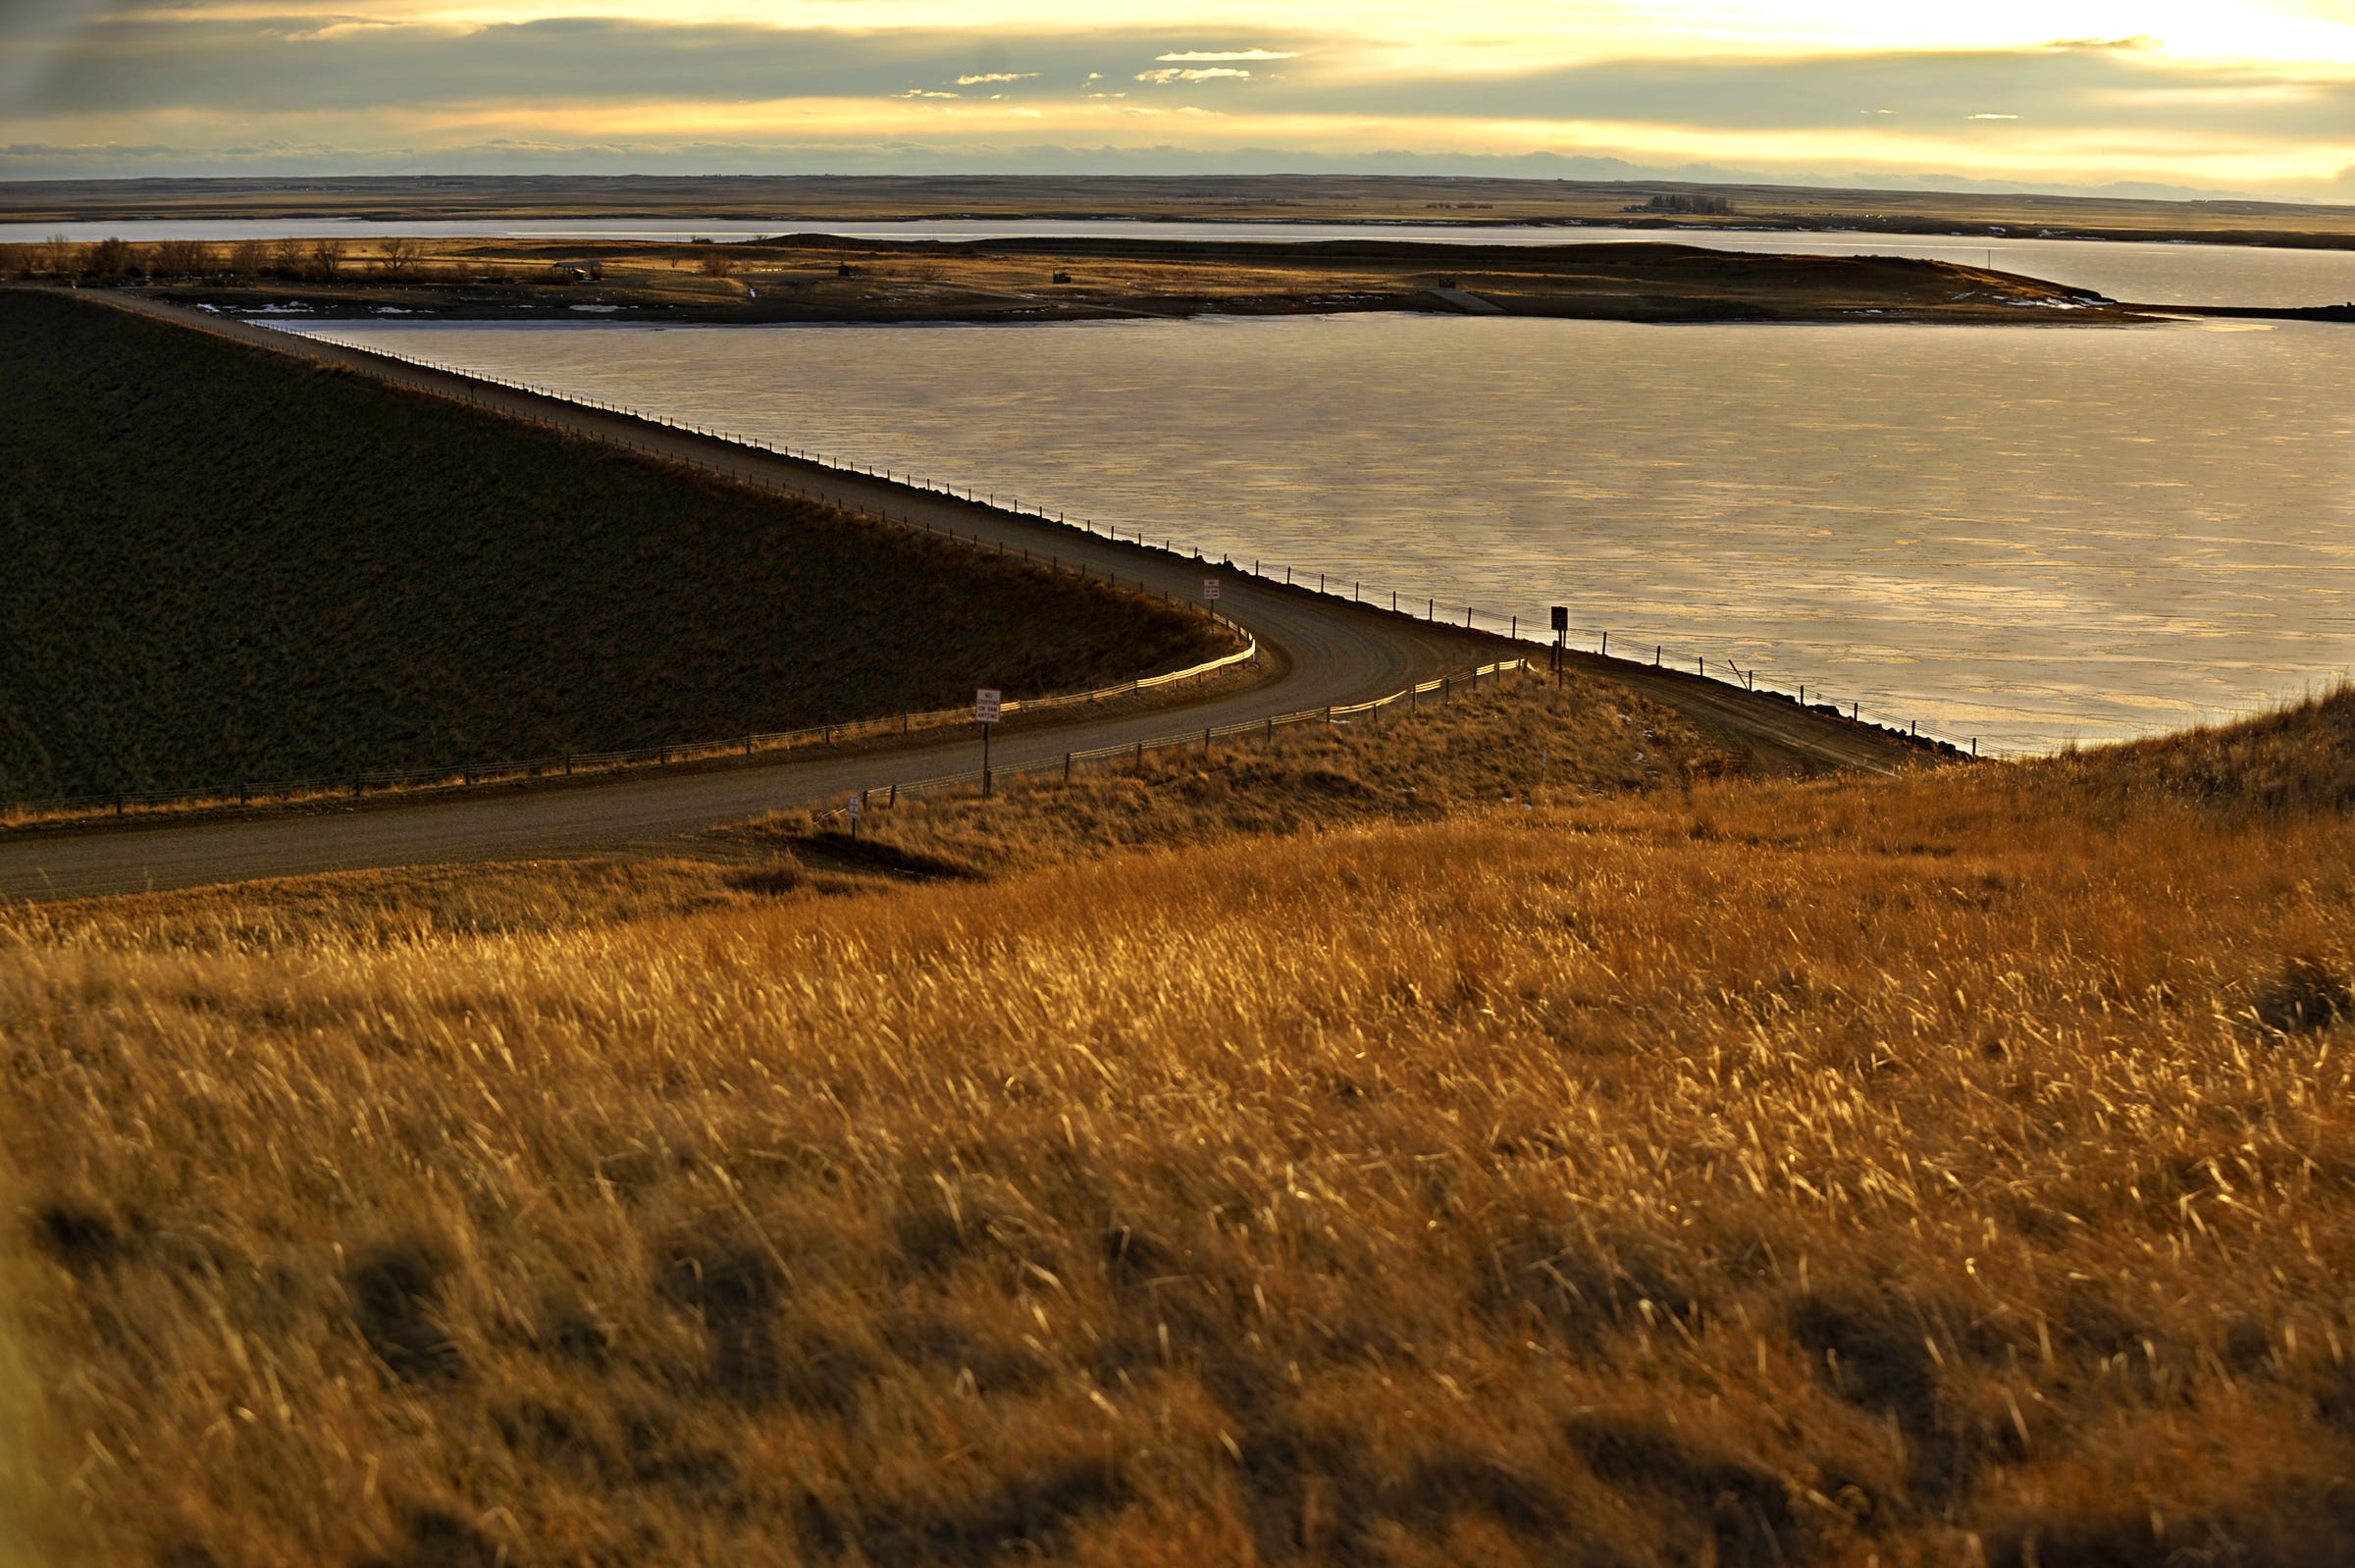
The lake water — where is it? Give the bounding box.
[8,215,2350,307]
[303,314,2355,755]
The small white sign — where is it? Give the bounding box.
[1203,578,1222,601]
[974,688,1002,724]
[848,793,863,819]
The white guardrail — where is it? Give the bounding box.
[807,657,1544,824]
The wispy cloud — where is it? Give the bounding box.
[894,88,957,99]
[1966,112,2020,119]
[955,72,1036,84]
[1155,50,1297,62]
[1137,67,1251,83]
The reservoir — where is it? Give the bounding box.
[306,313,2355,754]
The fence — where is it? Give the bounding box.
[10,304,1984,827]
[809,657,1542,826]
[279,322,2002,763]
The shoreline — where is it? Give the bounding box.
[18,232,2182,328]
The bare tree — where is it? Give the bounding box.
[270,238,305,278]
[228,238,268,280]
[153,238,214,278]
[308,237,345,281]
[376,236,423,280]
[697,249,739,279]
[80,237,131,280]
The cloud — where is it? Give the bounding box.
[8,18,1175,114]
[1136,67,1251,83]
[2046,35,2161,51]
[1154,50,1298,62]
[1965,112,2020,119]
[1,11,2348,198]
[282,21,411,44]
[1272,44,2355,141]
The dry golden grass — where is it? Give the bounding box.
[8,683,2355,1566]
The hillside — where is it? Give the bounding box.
[0,290,1224,802]
[9,235,2142,328]
[7,675,2355,1565]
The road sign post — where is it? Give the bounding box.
[975,688,1001,797]
[848,790,863,841]
[1204,578,1221,606]
[1549,605,1569,685]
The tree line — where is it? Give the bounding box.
[6,235,435,284]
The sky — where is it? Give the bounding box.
[3,1,2353,199]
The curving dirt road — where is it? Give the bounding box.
[0,291,1923,901]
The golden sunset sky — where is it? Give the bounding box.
[4,0,2352,197]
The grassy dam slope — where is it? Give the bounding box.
[0,290,1221,801]
[9,675,2355,1565]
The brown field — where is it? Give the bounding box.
[6,172,2352,242]
[8,671,2355,1565]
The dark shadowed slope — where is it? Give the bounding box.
[0,290,1220,801]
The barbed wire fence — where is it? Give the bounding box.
[283,324,1996,759]
[0,310,1988,826]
